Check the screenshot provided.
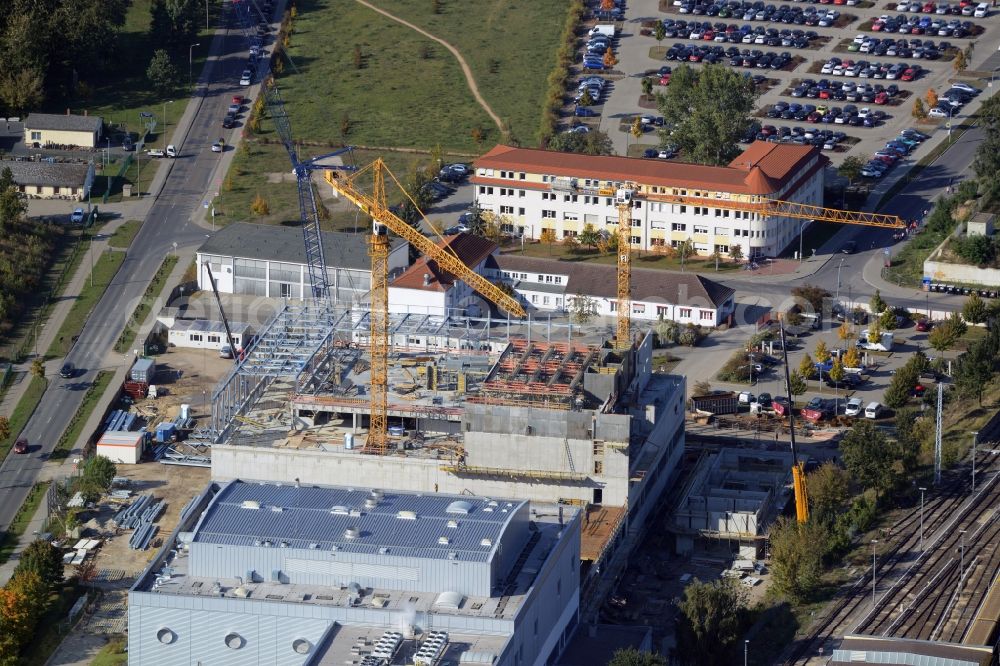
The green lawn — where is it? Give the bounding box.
[114,255,179,353]
[0,481,51,565]
[884,226,950,287]
[272,0,568,151]
[46,250,127,360]
[0,375,47,461]
[363,0,573,145]
[91,638,128,666]
[19,584,88,666]
[107,220,143,249]
[213,144,470,228]
[50,371,116,462]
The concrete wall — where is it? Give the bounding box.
[924,258,1000,288]
[212,445,603,505]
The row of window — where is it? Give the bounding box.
[188,334,223,343]
[500,271,564,285]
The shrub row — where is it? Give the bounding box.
[537,0,586,147]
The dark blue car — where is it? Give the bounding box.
[574,107,599,117]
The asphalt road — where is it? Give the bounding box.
[0,24,256,533]
[721,123,984,320]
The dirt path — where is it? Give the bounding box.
[354,0,505,133]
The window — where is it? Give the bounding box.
[190,334,203,342]
[679,308,692,318]
[518,207,525,216]
[714,227,729,235]
[499,188,514,196]
[500,205,514,214]
[208,335,220,343]
[478,186,493,195]
[693,225,709,234]
[563,212,579,221]
[531,295,538,303]
[651,238,665,247]
[542,192,555,200]
[556,297,562,307]
[519,172,526,180]
[518,190,525,198]
[715,244,729,254]
[545,275,553,283]
[562,230,576,238]
[632,304,645,314]
[671,223,686,231]
[543,296,550,305]
[541,210,556,218]
[554,277,562,284]
[631,218,641,227]
[542,175,550,183]
[679,205,687,214]
[30,131,41,141]
[700,310,714,321]
[630,236,641,245]
[280,283,292,298]
[656,306,669,316]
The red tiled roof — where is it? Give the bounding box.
[392,233,498,292]
[474,142,819,195]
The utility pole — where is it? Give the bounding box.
[971,431,978,492]
[871,539,878,607]
[918,486,926,551]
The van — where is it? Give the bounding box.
[864,401,883,419]
[844,397,864,417]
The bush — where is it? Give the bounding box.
[952,233,998,266]
[678,328,698,347]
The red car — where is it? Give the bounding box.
[901,68,917,81]
[922,2,935,11]
[912,383,927,397]
[916,318,933,332]
[232,94,245,105]
[874,92,889,104]
[13,437,27,454]
[660,74,671,85]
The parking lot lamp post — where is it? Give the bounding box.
[919,486,926,551]
[189,43,201,83]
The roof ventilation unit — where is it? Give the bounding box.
[344,526,360,540]
[271,506,283,512]
[438,536,450,545]
[370,489,384,500]
[378,547,390,554]
[447,520,458,528]
[347,582,362,605]
[308,543,319,550]
[330,505,350,515]
[446,500,473,515]
[447,552,458,560]
[480,538,493,547]
[241,500,260,510]
[279,541,288,548]
[397,510,417,520]
[365,498,378,509]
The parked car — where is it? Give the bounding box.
[239,69,252,86]
[211,139,225,152]
[842,240,857,254]
[916,318,933,331]
[70,208,85,224]
[844,397,864,416]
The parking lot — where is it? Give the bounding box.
[568,0,998,166]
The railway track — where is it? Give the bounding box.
[783,451,1000,665]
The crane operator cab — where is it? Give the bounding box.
[615,187,633,206]
[372,220,388,236]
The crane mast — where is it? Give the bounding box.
[615,187,634,350]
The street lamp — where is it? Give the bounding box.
[836,257,845,302]
[971,431,978,492]
[189,43,201,82]
[163,100,174,137]
[744,639,749,666]
[918,486,926,551]
[871,539,878,607]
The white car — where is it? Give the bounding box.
[974,2,988,16]
[211,139,225,152]
[239,69,252,86]
[844,398,864,416]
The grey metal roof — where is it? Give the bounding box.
[513,280,566,295]
[1,160,90,187]
[198,222,405,271]
[24,112,102,133]
[191,480,524,562]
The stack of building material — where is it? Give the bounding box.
[112,493,165,550]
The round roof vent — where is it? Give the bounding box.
[156,628,176,645]
[343,526,360,540]
[292,638,312,655]
[225,632,244,650]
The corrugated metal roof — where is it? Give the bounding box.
[24,112,103,133]
[192,481,524,562]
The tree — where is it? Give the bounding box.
[675,578,747,666]
[843,346,861,369]
[548,129,615,156]
[578,88,595,107]
[867,320,882,344]
[250,192,270,216]
[870,289,887,314]
[30,358,44,379]
[678,327,698,346]
[677,238,695,263]
[655,316,679,345]
[788,370,807,399]
[150,0,200,50]
[658,64,759,166]
[963,292,987,324]
[925,88,938,108]
[829,356,845,385]
[470,127,485,148]
[603,49,618,69]
[840,420,894,498]
[0,416,9,442]
[973,94,1000,195]
[912,98,927,120]
[954,341,993,405]
[769,516,826,601]
[807,462,850,526]
[569,295,597,323]
[539,228,557,255]
[609,648,667,666]
[728,243,743,262]
[14,539,63,588]
[929,320,959,351]
[579,224,601,250]
[692,380,712,396]
[146,49,178,95]
[879,307,898,331]
[792,284,831,312]
[838,323,853,342]
[814,340,830,363]
[837,155,864,186]
[0,68,44,117]
[654,21,666,42]
[0,571,45,648]
[641,77,653,97]
[82,455,117,491]
[953,49,967,72]
[630,117,644,142]
[799,353,815,380]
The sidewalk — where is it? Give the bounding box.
[0,482,52,585]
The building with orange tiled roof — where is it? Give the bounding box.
[388,233,500,316]
[472,141,827,259]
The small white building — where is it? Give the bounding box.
[96,431,144,465]
[23,112,103,149]
[166,319,254,352]
[388,233,500,316]
[490,255,735,327]
[197,222,408,302]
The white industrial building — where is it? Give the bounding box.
[164,318,255,353]
[472,142,827,259]
[196,222,409,302]
[129,480,582,666]
[388,233,499,317]
[489,255,735,327]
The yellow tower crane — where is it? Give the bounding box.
[325,160,526,454]
[614,186,635,350]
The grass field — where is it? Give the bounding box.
[107,220,143,249]
[91,638,128,666]
[212,144,471,227]
[0,481,51,565]
[0,375,47,461]
[114,255,179,353]
[273,0,569,151]
[46,250,127,360]
[50,371,115,462]
[363,0,573,144]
